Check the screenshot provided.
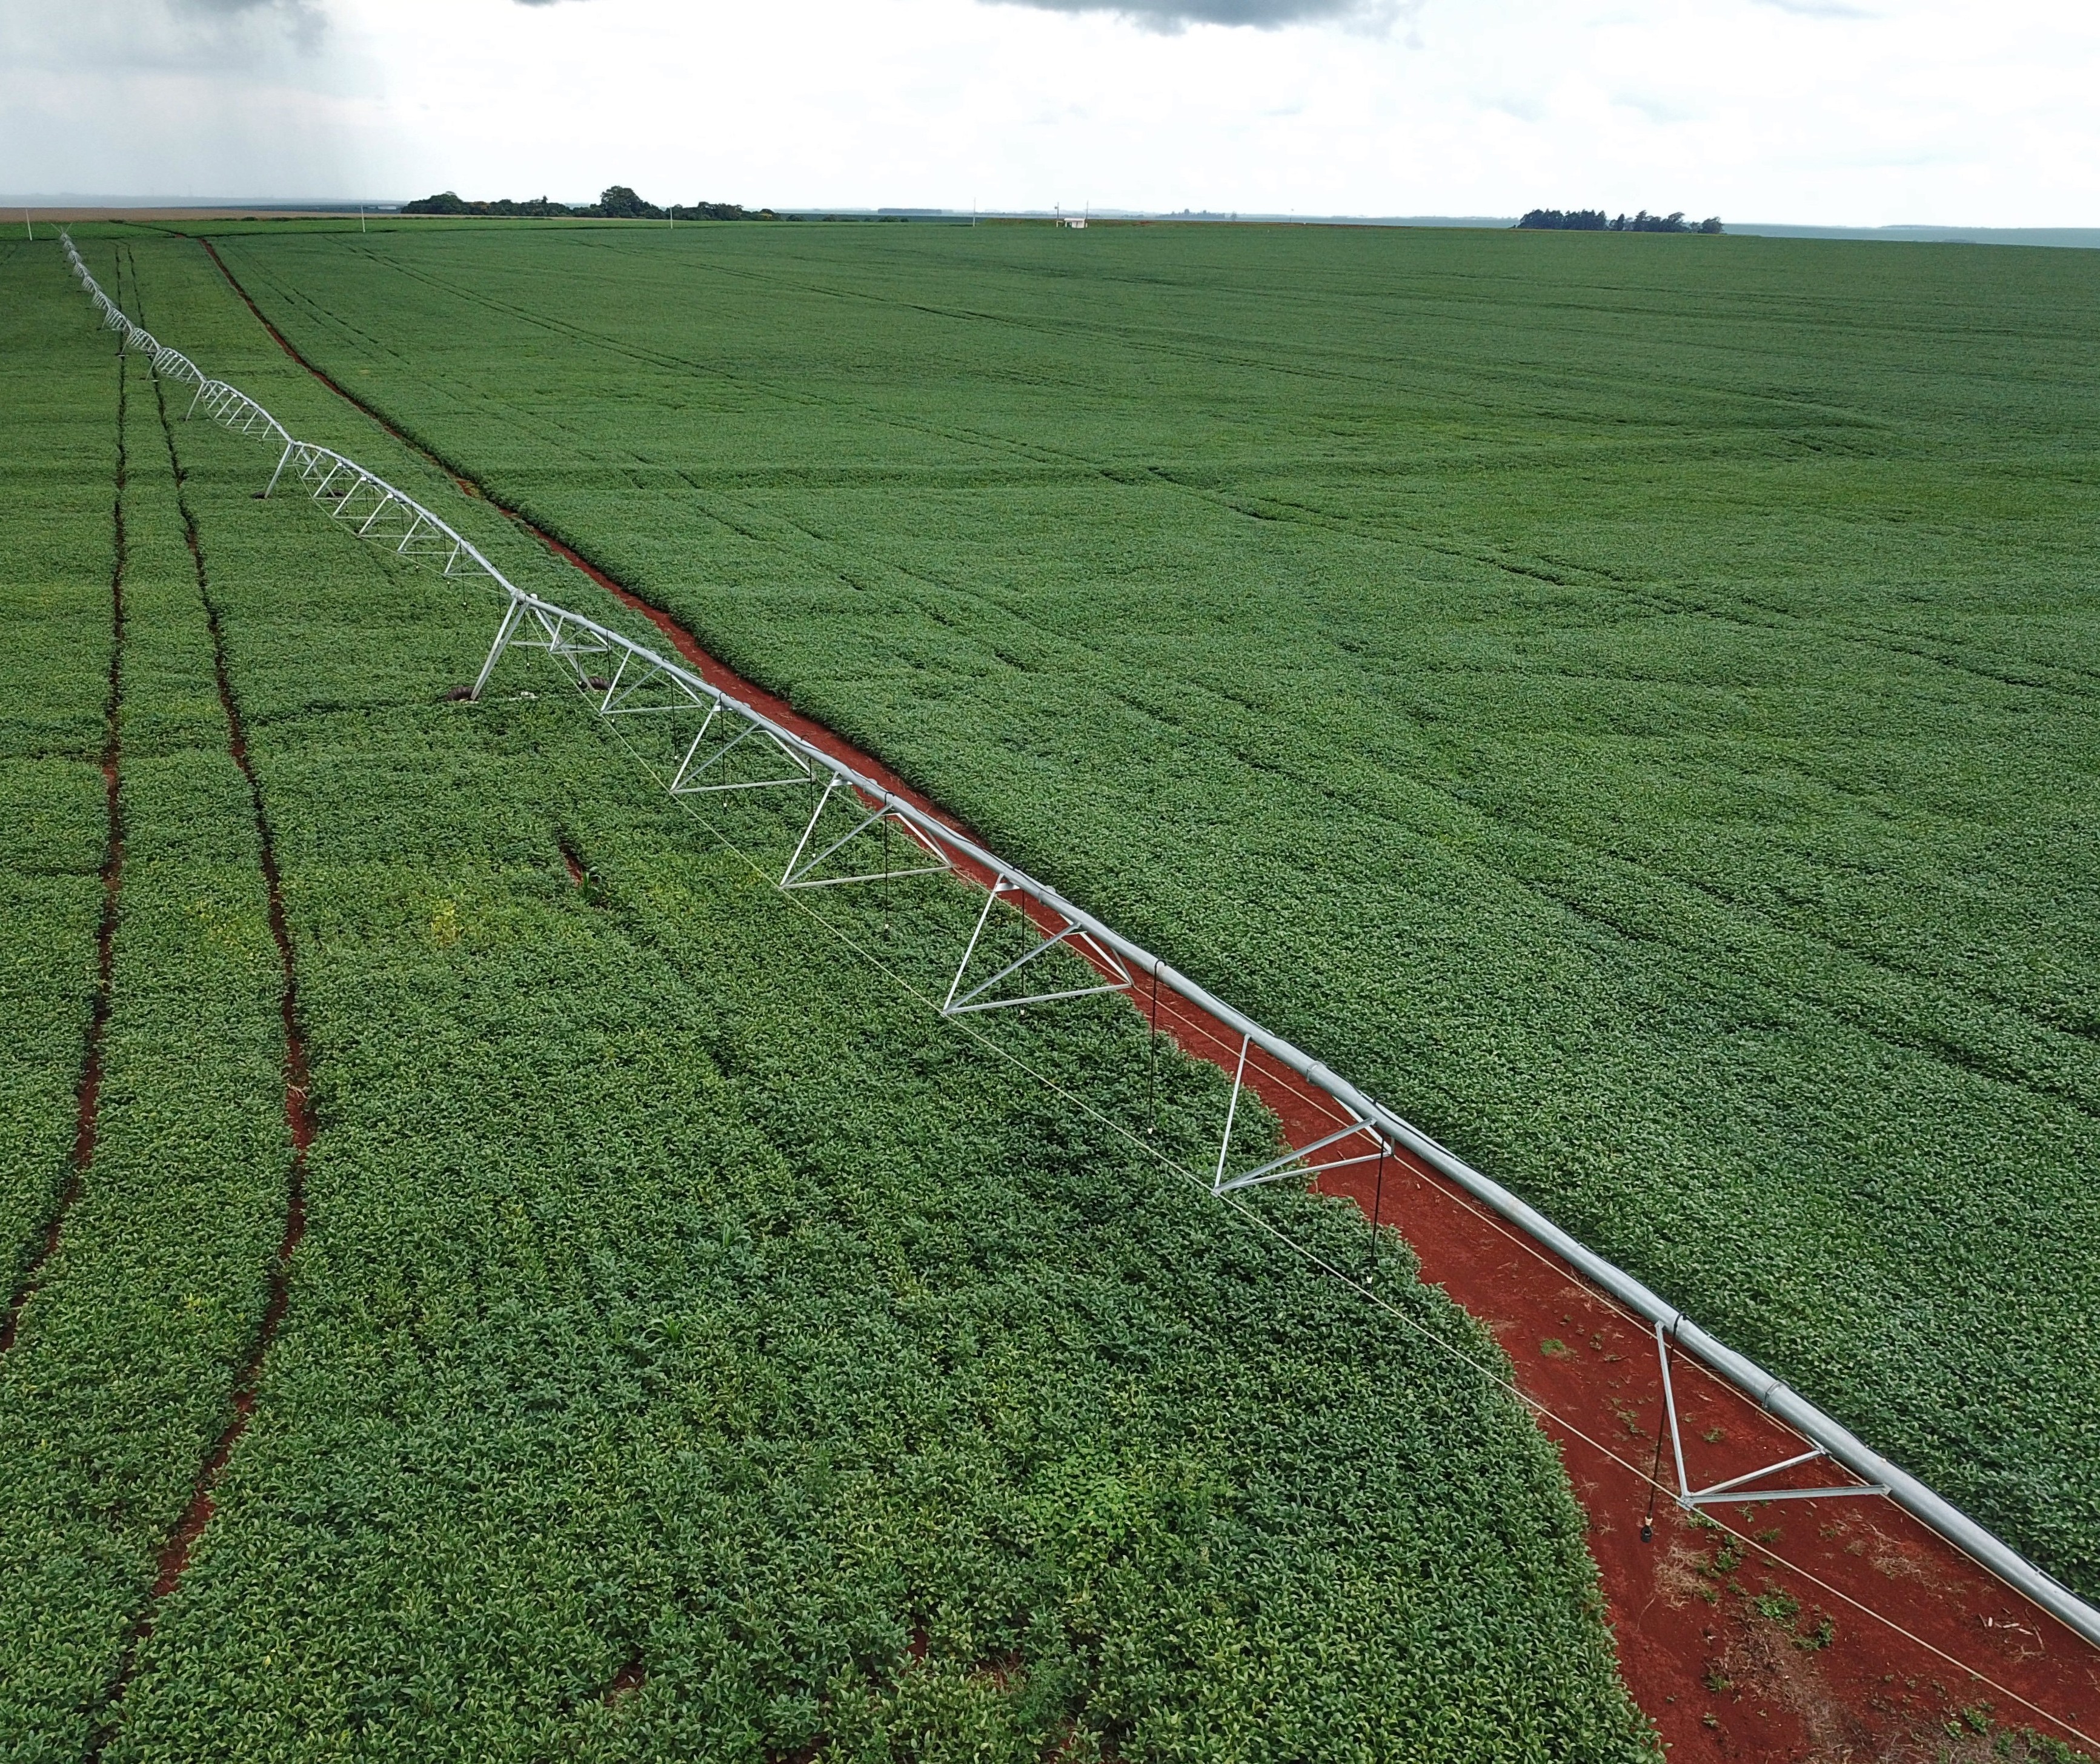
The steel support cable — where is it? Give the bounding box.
[576,674,2100,1757]
[56,232,2100,1661]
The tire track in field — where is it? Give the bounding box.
[1,332,127,1356]
[545,448,2100,1130]
[301,245,2075,726]
[85,253,319,1752]
[349,237,2100,704]
[558,227,1902,435]
[362,248,2100,1059]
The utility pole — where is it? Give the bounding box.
[359,205,366,234]
[23,209,32,240]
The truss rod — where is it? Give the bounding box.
[1655,1324,1892,1509]
[1214,1035,1252,1192]
[1215,1117,1383,1197]
[941,883,1131,1016]
[1690,1447,1826,1502]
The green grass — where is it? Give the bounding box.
[140,215,2100,1601]
[0,234,1658,1759]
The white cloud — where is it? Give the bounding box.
[0,0,2095,226]
[0,0,359,196]
[1751,0,1873,16]
[1,0,326,74]
[988,0,1400,32]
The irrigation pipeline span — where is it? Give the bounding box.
[61,231,2100,1656]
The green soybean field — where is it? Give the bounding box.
[0,233,1656,1760]
[163,216,2100,1605]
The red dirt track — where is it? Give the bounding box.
[204,237,2100,1761]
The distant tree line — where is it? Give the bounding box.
[400,185,779,221]
[1517,208,1722,234]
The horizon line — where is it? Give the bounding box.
[10,201,2100,247]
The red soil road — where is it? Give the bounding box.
[203,239,2100,1760]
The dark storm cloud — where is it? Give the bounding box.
[991,0,1395,28]
[164,0,324,38]
[0,0,324,76]
[171,0,327,53]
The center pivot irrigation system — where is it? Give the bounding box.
[61,232,2100,1654]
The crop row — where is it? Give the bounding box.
[0,244,297,1757]
[0,231,1668,1760]
[184,219,2100,1597]
[0,237,118,1310]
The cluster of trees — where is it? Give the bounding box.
[1517,208,1723,234]
[400,185,777,221]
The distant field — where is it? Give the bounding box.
[174,216,2100,1600]
[0,234,1654,1759]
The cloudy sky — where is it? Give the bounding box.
[2,0,2093,225]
